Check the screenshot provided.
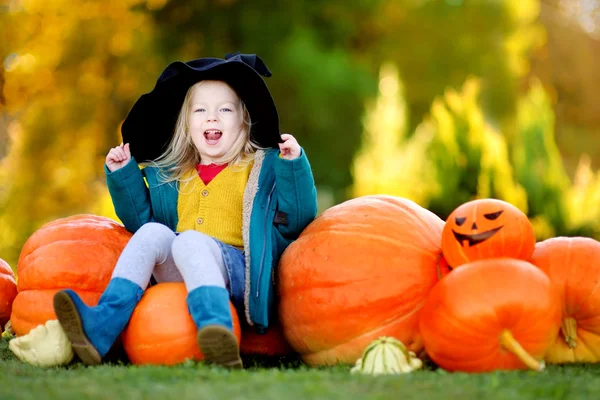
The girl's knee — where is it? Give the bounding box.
[134,222,175,243]
[136,222,170,235]
[172,230,215,253]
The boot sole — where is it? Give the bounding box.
[197,326,243,369]
[53,291,102,365]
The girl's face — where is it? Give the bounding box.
[188,80,246,165]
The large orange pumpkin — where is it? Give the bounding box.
[420,258,562,372]
[11,214,132,336]
[240,321,294,357]
[122,282,242,365]
[441,198,535,268]
[278,195,449,366]
[0,258,17,329]
[530,236,600,363]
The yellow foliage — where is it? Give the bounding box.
[567,155,600,236]
[504,0,545,76]
[0,0,165,269]
[353,70,528,218]
[352,62,436,205]
[479,130,528,213]
[92,187,122,225]
[352,65,599,239]
[529,215,555,239]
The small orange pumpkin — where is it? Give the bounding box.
[0,258,17,329]
[122,282,242,365]
[10,215,132,336]
[441,198,535,268]
[240,321,294,357]
[278,195,449,366]
[530,236,600,363]
[420,258,561,372]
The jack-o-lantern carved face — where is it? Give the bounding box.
[452,210,504,246]
[441,199,535,268]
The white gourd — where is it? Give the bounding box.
[8,320,74,367]
[350,336,423,375]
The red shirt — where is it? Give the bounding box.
[196,163,228,185]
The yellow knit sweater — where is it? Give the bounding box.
[176,163,253,249]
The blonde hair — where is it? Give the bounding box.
[147,80,262,186]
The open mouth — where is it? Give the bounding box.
[452,226,503,247]
[204,129,222,145]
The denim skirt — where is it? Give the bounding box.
[213,239,246,317]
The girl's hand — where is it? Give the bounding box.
[278,134,301,160]
[106,143,132,172]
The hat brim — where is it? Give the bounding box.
[121,60,281,163]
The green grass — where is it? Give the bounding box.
[1,340,600,400]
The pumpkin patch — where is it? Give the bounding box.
[441,198,535,268]
[419,258,562,372]
[122,282,242,365]
[10,215,132,336]
[5,195,599,374]
[278,195,449,366]
[530,236,600,364]
[0,258,17,329]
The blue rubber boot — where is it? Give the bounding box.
[187,286,242,369]
[53,277,144,365]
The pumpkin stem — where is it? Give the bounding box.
[560,317,578,349]
[499,329,544,371]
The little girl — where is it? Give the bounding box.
[52,53,318,368]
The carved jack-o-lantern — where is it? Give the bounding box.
[441,199,535,268]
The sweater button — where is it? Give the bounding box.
[197,218,204,224]
[201,189,209,197]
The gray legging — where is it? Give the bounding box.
[111,222,228,293]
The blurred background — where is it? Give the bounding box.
[1,0,599,269]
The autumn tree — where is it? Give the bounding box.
[0,0,164,266]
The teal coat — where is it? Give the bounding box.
[105,149,318,332]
